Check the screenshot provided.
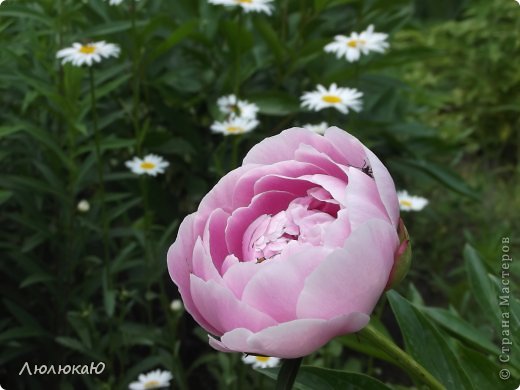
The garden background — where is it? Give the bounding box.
[0,0,519,389]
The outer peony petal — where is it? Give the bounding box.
[241,247,328,323]
[344,168,390,229]
[198,164,256,217]
[323,127,368,168]
[167,214,220,335]
[190,275,278,335]
[210,312,369,358]
[202,208,231,273]
[296,219,398,319]
[363,147,400,227]
[243,128,350,167]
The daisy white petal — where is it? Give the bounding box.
[300,84,363,114]
[397,190,429,211]
[208,0,274,15]
[303,122,329,135]
[217,94,259,120]
[211,117,259,135]
[56,41,120,67]
[129,369,173,390]
[242,354,281,369]
[125,154,170,177]
[324,25,389,62]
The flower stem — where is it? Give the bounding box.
[89,67,110,277]
[275,358,303,390]
[358,324,444,390]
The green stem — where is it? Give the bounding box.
[358,324,444,390]
[130,0,142,154]
[89,67,110,279]
[275,358,303,390]
[234,11,243,95]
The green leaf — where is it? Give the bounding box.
[0,124,24,139]
[259,366,392,390]
[253,17,286,65]
[464,244,501,326]
[146,20,198,64]
[387,291,473,390]
[67,312,92,349]
[249,91,300,116]
[20,273,56,288]
[393,158,479,200]
[421,307,499,355]
[0,326,46,343]
[455,343,514,390]
[0,190,13,205]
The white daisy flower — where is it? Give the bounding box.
[324,25,389,62]
[242,354,281,369]
[170,299,183,311]
[56,41,120,67]
[77,200,90,213]
[129,369,173,390]
[217,94,259,120]
[105,0,140,5]
[125,154,170,176]
[300,83,363,114]
[303,122,329,135]
[211,117,259,135]
[397,190,429,211]
[208,0,274,15]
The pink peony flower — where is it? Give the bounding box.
[167,127,409,358]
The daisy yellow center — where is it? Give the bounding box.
[79,45,96,54]
[256,356,270,362]
[227,126,244,134]
[347,39,366,48]
[236,0,253,3]
[144,381,160,389]
[322,95,342,104]
[400,200,412,207]
[140,162,156,170]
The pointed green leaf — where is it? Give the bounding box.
[387,291,473,390]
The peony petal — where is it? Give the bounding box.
[208,335,234,353]
[254,175,316,199]
[246,312,370,358]
[299,174,348,206]
[232,160,326,208]
[297,219,398,319]
[167,214,220,335]
[190,275,278,335]
[241,247,327,323]
[323,127,368,168]
[225,191,295,261]
[363,147,399,227]
[243,127,349,166]
[220,328,255,352]
[192,238,222,283]
[222,261,259,299]
[203,208,231,273]
[344,168,390,229]
[198,164,255,217]
[294,144,348,181]
[322,209,351,247]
